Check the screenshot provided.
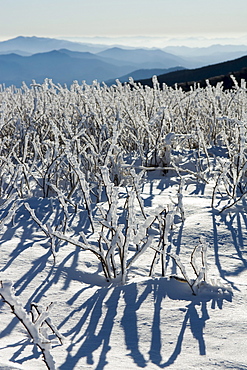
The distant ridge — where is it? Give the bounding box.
[136,55,247,90]
[0,36,107,54]
[163,44,247,67]
[105,66,186,85]
[177,67,247,91]
[0,49,136,86]
[97,47,186,69]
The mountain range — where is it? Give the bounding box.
[0,36,107,54]
[0,37,188,86]
[0,36,246,88]
[162,44,247,67]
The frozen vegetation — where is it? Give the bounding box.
[0,76,247,369]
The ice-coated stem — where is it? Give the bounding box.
[0,280,62,369]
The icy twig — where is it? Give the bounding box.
[169,253,196,295]
[0,280,63,370]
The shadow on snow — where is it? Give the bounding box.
[212,204,247,289]
[57,278,232,370]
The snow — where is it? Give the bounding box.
[0,78,247,369]
[0,177,247,370]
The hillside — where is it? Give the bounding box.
[177,67,247,91]
[136,55,247,89]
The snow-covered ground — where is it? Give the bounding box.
[0,78,247,369]
[0,175,246,370]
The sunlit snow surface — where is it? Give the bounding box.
[0,175,247,370]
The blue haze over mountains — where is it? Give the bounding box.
[0,36,247,87]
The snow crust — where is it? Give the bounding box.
[0,177,246,369]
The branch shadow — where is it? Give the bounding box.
[212,206,247,286]
[0,194,235,369]
[58,277,232,370]
[0,244,98,337]
[0,339,40,366]
[158,301,209,368]
[0,245,103,367]
[149,278,232,368]
[59,286,121,370]
[0,197,112,367]
[120,282,152,368]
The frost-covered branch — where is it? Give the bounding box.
[0,280,63,370]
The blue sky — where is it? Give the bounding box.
[1,0,246,45]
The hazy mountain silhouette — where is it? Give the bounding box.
[163,44,247,67]
[0,36,107,54]
[105,66,186,85]
[0,50,137,86]
[58,48,135,68]
[0,49,31,56]
[0,41,192,87]
[164,44,247,55]
[97,47,186,69]
[136,55,247,89]
[1,36,247,68]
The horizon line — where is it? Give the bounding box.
[0,34,247,48]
